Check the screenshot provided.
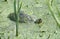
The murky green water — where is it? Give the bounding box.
[0,0,60,39]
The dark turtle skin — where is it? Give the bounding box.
[34,18,42,24]
[8,11,34,23]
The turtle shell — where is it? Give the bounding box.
[8,11,34,23]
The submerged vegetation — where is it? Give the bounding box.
[46,0,60,27]
[14,0,22,36]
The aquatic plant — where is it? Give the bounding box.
[46,0,60,27]
[14,0,22,36]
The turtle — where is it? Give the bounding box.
[8,11,35,23]
[8,11,42,24]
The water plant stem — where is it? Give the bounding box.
[46,0,60,26]
[14,0,19,36]
[14,0,22,36]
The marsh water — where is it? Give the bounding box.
[0,0,60,39]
